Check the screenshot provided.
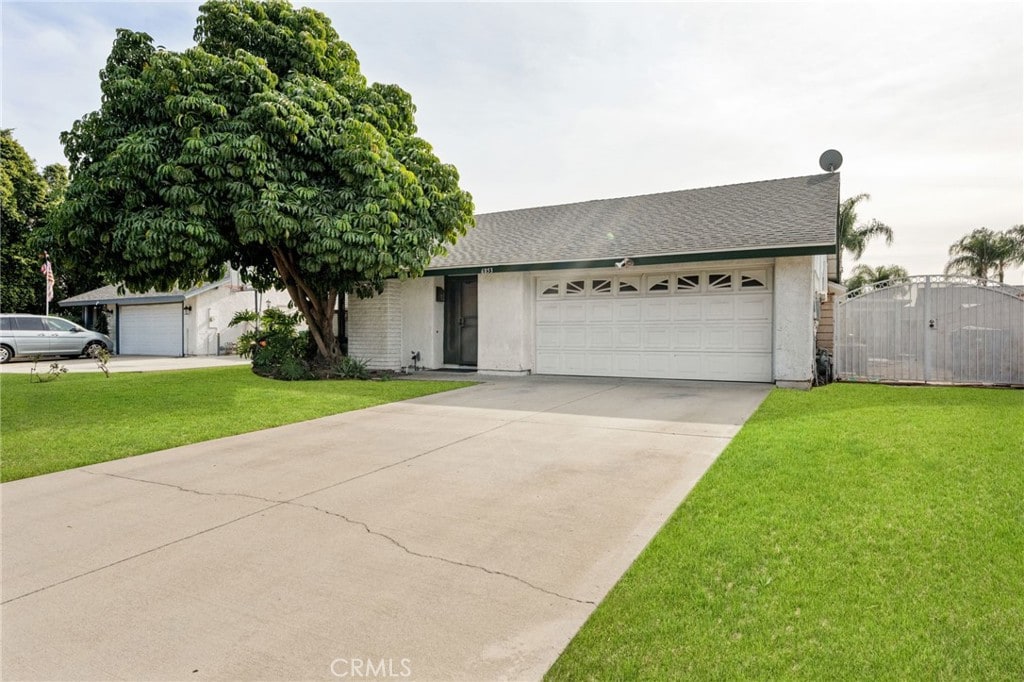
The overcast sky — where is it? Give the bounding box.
[3,1,1022,282]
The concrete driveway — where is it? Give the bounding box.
[1,376,770,681]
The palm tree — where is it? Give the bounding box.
[1009,224,1024,262]
[843,264,909,293]
[944,227,1021,283]
[839,193,894,260]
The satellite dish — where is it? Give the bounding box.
[819,149,843,172]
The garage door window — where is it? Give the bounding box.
[741,270,768,289]
[536,268,772,299]
[617,277,640,294]
[708,273,733,290]
[646,276,670,293]
[676,274,700,291]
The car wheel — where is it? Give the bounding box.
[0,345,12,364]
[83,341,106,358]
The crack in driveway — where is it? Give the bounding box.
[6,384,632,607]
[291,501,596,606]
[5,467,595,607]
[1,501,279,606]
[80,469,285,504]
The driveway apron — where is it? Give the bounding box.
[2,376,770,681]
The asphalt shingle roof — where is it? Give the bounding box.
[430,173,840,270]
[60,278,227,306]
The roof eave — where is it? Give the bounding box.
[60,295,187,307]
[424,243,836,277]
[58,275,230,307]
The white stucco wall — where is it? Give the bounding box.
[354,272,535,373]
[400,276,443,369]
[185,286,292,356]
[477,272,533,373]
[350,255,820,383]
[348,280,403,369]
[773,255,817,387]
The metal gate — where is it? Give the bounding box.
[834,275,1024,386]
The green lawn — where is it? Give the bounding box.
[0,367,472,482]
[548,384,1024,681]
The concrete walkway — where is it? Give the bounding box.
[1,376,770,681]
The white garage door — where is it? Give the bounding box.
[535,267,773,382]
[119,304,183,356]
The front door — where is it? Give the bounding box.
[444,275,478,366]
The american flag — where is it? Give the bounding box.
[40,255,54,302]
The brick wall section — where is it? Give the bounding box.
[347,280,403,370]
[817,290,836,352]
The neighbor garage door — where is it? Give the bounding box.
[535,266,773,382]
[118,304,183,356]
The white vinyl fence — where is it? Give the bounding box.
[834,275,1024,386]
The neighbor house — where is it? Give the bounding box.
[60,270,292,357]
[348,173,841,388]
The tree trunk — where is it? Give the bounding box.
[271,248,342,365]
[303,298,340,363]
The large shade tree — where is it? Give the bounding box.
[1,129,47,313]
[53,0,474,363]
[944,227,1023,283]
[0,130,82,313]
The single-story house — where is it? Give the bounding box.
[348,172,841,388]
[60,270,292,356]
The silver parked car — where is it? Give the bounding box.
[0,314,113,364]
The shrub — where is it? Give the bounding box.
[29,357,68,383]
[331,355,370,380]
[94,347,112,378]
[229,308,377,381]
[230,308,313,380]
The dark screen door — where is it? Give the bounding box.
[443,276,478,366]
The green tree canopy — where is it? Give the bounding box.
[53,0,474,362]
[0,129,75,313]
[839,193,894,264]
[843,263,909,293]
[944,227,1023,283]
[1008,224,1024,263]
